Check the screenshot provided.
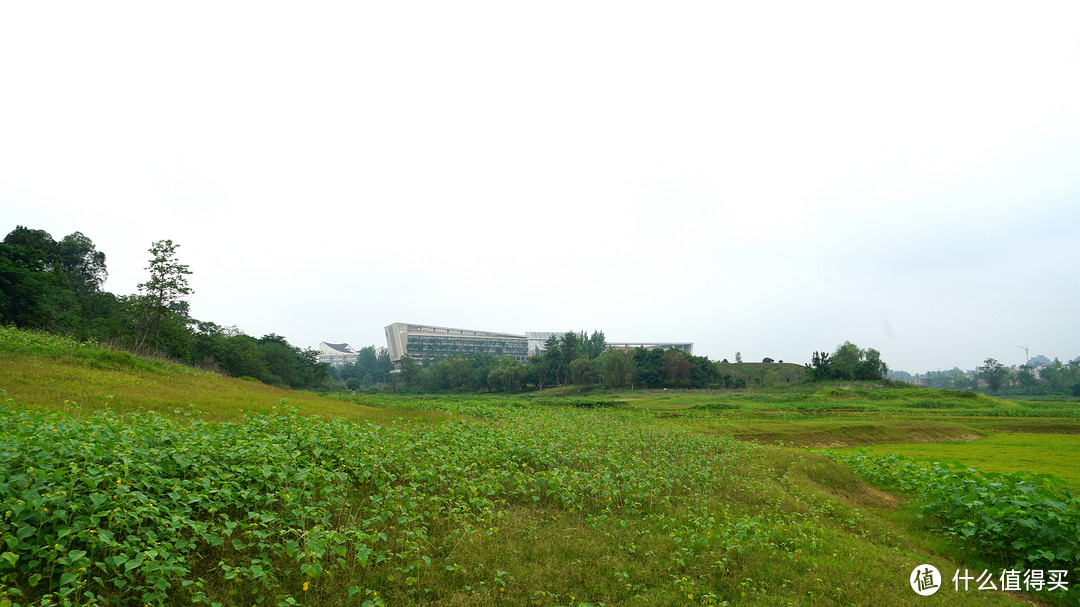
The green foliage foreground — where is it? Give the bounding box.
[3,393,1071,606]
[826,452,1079,575]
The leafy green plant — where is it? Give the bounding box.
[827,451,1080,572]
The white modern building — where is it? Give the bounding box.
[318,342,360,366]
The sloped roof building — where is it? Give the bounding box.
[318,342,360,367]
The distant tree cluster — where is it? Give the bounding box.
[325,347,395,390]
[392,353,525,393]
[804,341,888,381]
[977,357,1080,396]
[0,226,328,390]
[892,356,1080,396]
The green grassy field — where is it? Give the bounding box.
[1,328,1076,606]
[835,433,1080,492]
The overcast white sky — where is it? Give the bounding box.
[2,1,1078,372]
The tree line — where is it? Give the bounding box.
[0,226,328,390]
[387,330,813,393]
[888,357,1080,396]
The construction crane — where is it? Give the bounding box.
[1018,345,1030,365]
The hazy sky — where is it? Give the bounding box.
[3,1,1078,372]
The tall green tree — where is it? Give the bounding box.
[525,357,551,391]
[398,356,422,391]
[569,356,598,386]
[57,232,107,297]
[662,349,691,388]
[602,348,633,389]
[0,241,71,330]
[487,366,506,392]
[0,228,82,333]
[805,351,832,381]
[502,359,524,391]
[634,347,664,388]
[977,358,1009,392]
[133,239,193,352]
[557,331,583,384]
[857,348,887,380]
[582,330,607,359]
[3,226,58,261]
[688,354,719,388]
[831,341,862,380]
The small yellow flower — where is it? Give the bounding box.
[303,581,310,591]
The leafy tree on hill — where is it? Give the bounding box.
[805,351,832,381]
[3,226,58,260]
[2,225,330,391]
[858,348,887,380]
[133,239,192,352]
[804,342,888,381]
[1,228,83,334]
[57,231,107,297]
[0,241,75,331]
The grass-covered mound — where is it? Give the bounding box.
[0,326,443,425]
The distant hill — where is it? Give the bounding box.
[715,361,806,387]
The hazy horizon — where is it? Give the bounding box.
[3,2,1078,373]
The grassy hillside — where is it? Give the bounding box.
[0,327,445,425]
[0,328,1076,606]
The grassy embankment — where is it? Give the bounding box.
[1,327,1076,606]
[0,327,445,425]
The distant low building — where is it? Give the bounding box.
[318,342,360,367]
